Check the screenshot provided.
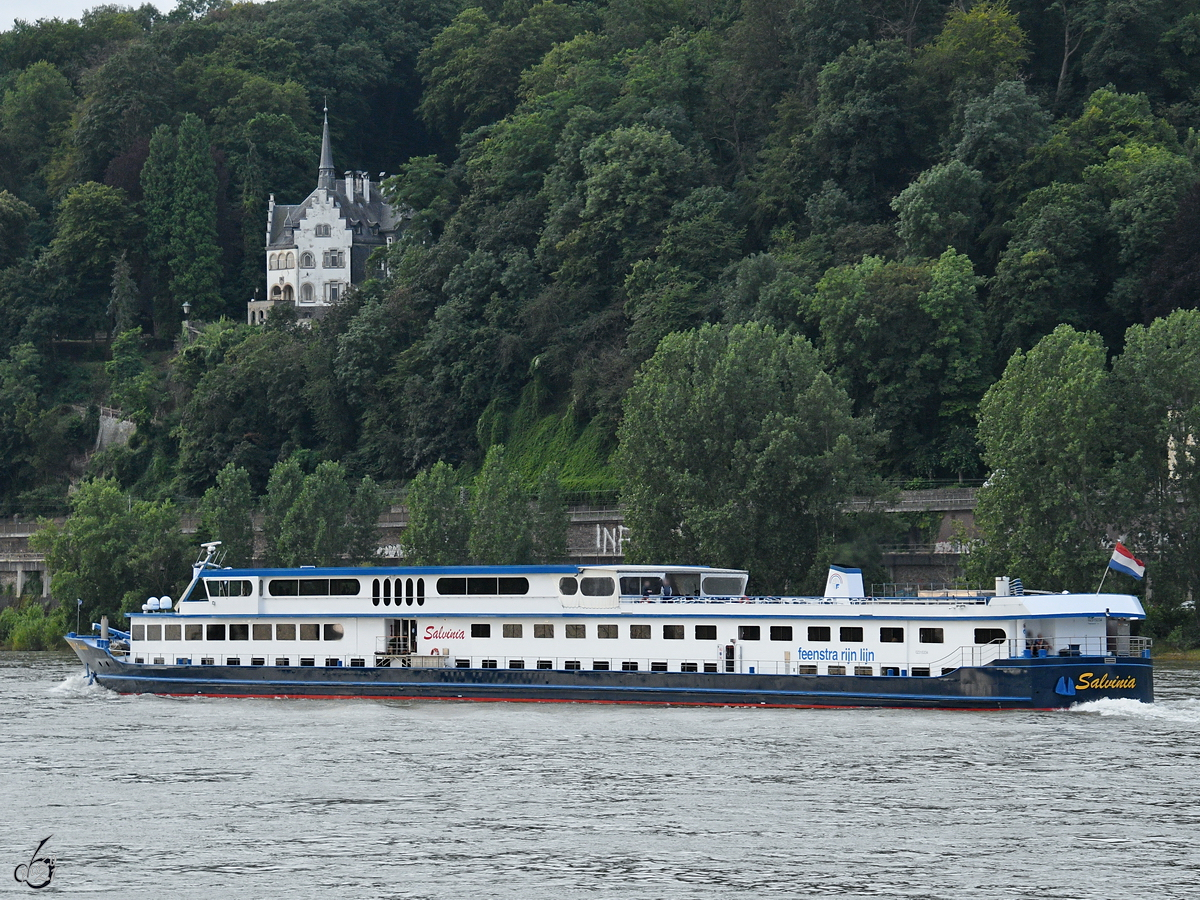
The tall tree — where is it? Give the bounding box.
[261,455,306,566]
[401,461,470,565]
[169,114,223,320]
[108,250,140,335]
[42,182,134,338]
[969,325,1117,590]
[197,462,257,568]
[615,322,881,593]
[31,477,188,625]
[274,460,384,566]
[140,123,176,326]
[530,463,569,563]
[468,444,532,564]
[1112,309,1200,644]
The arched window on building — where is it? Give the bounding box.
[315,224,331,237]
[268,254,276,270]
[283,285,294,303]
[270,285,282,300]
[285,251,295,268]
[301,252,315,268]
[300,283,315,304]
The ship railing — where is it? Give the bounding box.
[621,595,992,606]
[1003,635,1152,660]
[375,636,414,656]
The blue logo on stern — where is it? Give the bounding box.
[1054,676,1077,697]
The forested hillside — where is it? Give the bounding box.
[3,0,1200,643]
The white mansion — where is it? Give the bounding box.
[249,108,402,324]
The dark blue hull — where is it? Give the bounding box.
[67,636,1153,709]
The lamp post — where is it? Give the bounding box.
[181,301,192,345]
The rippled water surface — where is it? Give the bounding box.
[2,652,1199,899]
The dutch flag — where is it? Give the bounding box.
[1108,542,1145,580]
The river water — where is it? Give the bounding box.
[1,652,1198,899]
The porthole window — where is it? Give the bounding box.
[372,578,380,607]
[417,578,425,606]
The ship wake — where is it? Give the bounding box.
[1067,696,1200,725]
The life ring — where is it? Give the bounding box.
[430,648,439,655]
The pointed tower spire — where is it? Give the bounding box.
[317,105,335,190]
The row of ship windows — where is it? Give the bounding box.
[133,621,1009,645]
[131,623,344,641]
[205,575,745,602]
[471,624,1008,644]
[131,657,958,677]
[204,574,749,601]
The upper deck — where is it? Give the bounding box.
[151,561,1145,625]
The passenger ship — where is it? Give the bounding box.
[65,543,1153,709]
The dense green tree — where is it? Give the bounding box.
[989,181,1108,352]
[917,1,1029,98]
[954,81,1051,181]
[0,190,36,260]
[108,251,140,335]
[1112,310,1200,644]
[41,181,134,337]
[401,460,470,564]
[31,477,189,624]
[0,61,74,182]
[261,454,306,565]
[530,462,569,563]
[169,114,223,320]
[0,342,42,501]
[615,322,881,593]
[105,328,158,427]
[969,325,1117,590]
[891,160,985,258]
[418,2,591,139]
[273,460,384,566]
[173,325,315,493]
[803,249,988,476]
[811,39,923,203]
[197,462,256,567]
[468,444,532,564]
[623,185,743,358]
[140,123,176,324]
[1142,185,1200,320]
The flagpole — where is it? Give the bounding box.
[1095,566,1109,595]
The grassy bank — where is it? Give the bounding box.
[1152,647,1200,662]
